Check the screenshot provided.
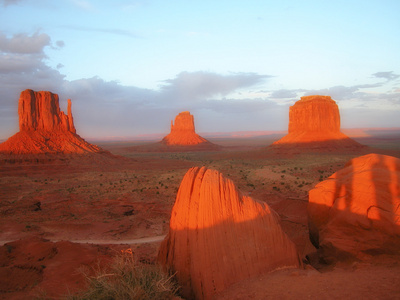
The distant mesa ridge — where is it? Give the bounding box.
[0,89,103,154]
[270,95,365,150]
[161,111,209,145]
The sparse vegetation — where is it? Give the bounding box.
[69,252,180,300]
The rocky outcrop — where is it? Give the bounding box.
[308,153,400,262]
[161,111,209,145]
[270,95,364,151]
[0,89,103,154]
[158,167,301,299]
[18,89,76,133]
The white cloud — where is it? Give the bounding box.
[160,71,271,102]
[372,71,400,81]
[0,32,51,54]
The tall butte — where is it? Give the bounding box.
[270,95,364,151]
[158,166,301,299]
[0,89,102,154]
[161,111,209,145]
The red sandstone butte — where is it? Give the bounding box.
[308,153,400,262]
[0,89,102,154]
[161,111,209,145]
[271,95,364,150]
[158,166,301,300]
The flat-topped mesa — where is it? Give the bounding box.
[0,89,103,154]
[161,111,208,145]
[19,89,76,133]
[158,167,301,299]
[271,95,364,150]
[288,95,340,135]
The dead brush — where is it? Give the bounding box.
[69,248,180,300]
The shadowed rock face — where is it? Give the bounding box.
[308,153,400,262]
[271,95,364,150]
[161,111,208,145]
[158,166,301,300]
[0,89,102,154]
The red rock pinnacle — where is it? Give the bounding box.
[18,90,76,133]
[161,111,208,145]
[0,89,102,154]
[158,167,301,299]
[271,95,364,150]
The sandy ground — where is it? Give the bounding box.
[1,134,400,299]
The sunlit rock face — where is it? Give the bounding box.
[158,166,301,300]
[288,95,340,135]
[308,153,400,261]
[271,95,364,150]
[0,89,102,154]
[18,89,76,133]
[161,111,208,145]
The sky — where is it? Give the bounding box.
[0,0,399,140]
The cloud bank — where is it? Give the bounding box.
[0,31,399,140]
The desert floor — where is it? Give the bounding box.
[1,133,400,299]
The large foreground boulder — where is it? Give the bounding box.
[308,153,400,261]
[0,89,103,154]
[270,95,364,151]
[158,166,301,299]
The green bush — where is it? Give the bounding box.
[70,252,180,300]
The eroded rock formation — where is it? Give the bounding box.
[271,95,364,150]
[158,166,301,299]
[308,153,400,262]
[161,111,209,145]
[0,89,102,154]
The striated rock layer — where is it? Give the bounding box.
[271,95,364,150]
[161,111,209,145]
[308,153,400,262]
[158,166,301,300]
[0,89,102,154]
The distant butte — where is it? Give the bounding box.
[161,111,209,145]
[0,89,104,154]
[270,95,365,151]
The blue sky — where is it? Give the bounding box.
[0,0,399,140]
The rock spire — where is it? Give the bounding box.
[0,89,102,154]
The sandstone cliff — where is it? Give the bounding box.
[161,111,209,145]
[308,153,400,262]
[271,95,364,151]
[158,166,301,299]
[0,89,102,154]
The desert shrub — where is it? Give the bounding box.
[70,251,179,300]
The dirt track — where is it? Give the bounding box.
[0,235,166,246]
